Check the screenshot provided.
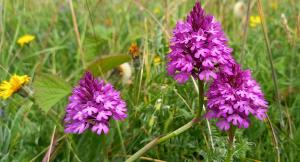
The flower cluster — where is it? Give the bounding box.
[205,65,268,131]
[0,74,30,99]
[167,2,235,83]
[64,72,127,135]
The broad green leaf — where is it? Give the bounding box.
[33,74,72,112]
[86,54,131,76]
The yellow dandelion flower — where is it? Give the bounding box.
[249,16,261,28]
[17,34,35,47]
[154,55,161,66]
[128,43,139,58]
[0,74,30,99]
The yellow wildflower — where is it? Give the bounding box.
[270,2,278,10]
[0,75,30,99]
[249,16,261,28]
[17,34,35,47]
[154,55,161,66]
[154,7,161,14]
[128,43,139,58]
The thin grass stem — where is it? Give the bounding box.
[115,121,127,156]
[240,0,251,65]
[257,2,281,161]
[257,0,281,110]
[68,0,85,67]
[45,125,56,162]
[266,114,280,162]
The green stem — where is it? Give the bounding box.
[196,79,215,151]
[125,118,200,162]
[101,135,109,162]
[257,0,282,121]
[115,121,127,156]
[257,2,281,161]
[266,114,280,162]
[257,0,280,102]
[225,128,235,162]
[196,80,204,118]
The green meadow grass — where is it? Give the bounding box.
[0,0,300,161]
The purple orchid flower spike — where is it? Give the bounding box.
[64,72,127,135]
[167,2,235,84]
[205,64,268,131]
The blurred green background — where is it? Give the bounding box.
[0,0,300,161]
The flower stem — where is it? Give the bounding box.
[225,127,235,162]
[196,80,204,118]
[125,118,200,162]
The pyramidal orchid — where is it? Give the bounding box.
[205,64,268,131]
[167,2,235,84]
[64,72,127,135]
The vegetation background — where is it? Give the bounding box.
[0,0,300,161]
